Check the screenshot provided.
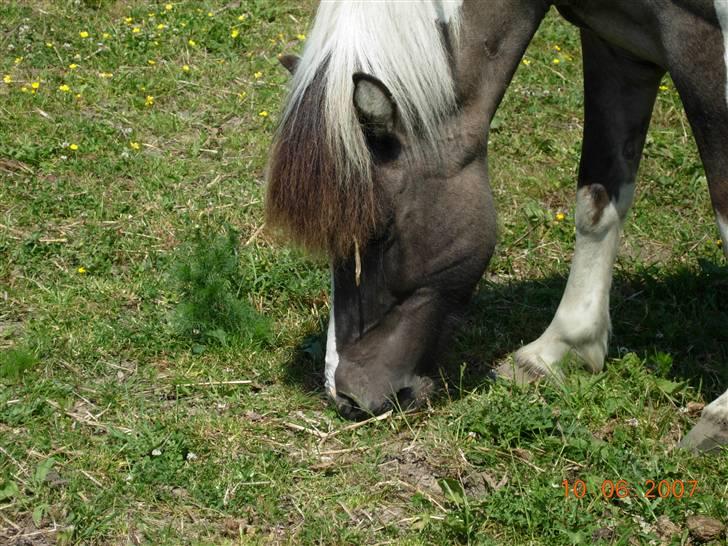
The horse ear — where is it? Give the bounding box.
[353,73,396,135]
[278,54,300,75]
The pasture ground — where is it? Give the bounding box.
[1,1,727,544]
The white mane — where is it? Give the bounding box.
[282,0,463,186]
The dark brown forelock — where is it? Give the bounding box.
[265,70,386,260]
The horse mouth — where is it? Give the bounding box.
[333,378,434,421]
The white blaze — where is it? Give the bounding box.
[324,275,339,399]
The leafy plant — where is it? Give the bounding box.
[171,225,271,347]
[0,348,38,383]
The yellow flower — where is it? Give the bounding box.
[207,11,213,17]
[522,58,531,66]
[552,58,561,64]
[79,31,89,38]
[145,95,154,106]
[31,81,40,90]
[147,59,156,65]
[717,239,724,247]
[238,14,246,21]
[14,57,22,65]
[124,17,133,24]
[182,64,190,72]
[297,33,306,41]
[156,23,165,30]
[102,32,111,39]
[659,85,669,91]
[69,63,78,70]
[555,212,565,222]
[58,84,71,92]
[77,266,87,274]
[165,3,173,10]
[258,110,269,117]
[132,27,141,34]
[99,72,113,78]
[3,74,11,84]
[188,39,196,46]
[148,12,155,18]
[75,93,81,99]
[20,86,28,93]
[130,141,141,150]
[46,42,54,48]
[69,143,79,151]
[231,28,240,38]
[554,44,562,51]
[253,71,262,79]
[237,91,247,99]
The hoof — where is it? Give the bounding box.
[680,414,728,453]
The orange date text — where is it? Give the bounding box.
[562,479,699,500]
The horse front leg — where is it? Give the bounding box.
[503,29,665,382]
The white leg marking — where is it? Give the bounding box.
[681,388,728,452]
[324,274,339,399]
[513,184,635,379]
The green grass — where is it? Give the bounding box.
[1,2,726,544]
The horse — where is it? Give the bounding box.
[266,0,728,452]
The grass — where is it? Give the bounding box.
[1,2,726,544]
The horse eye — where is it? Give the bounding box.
[365,133,402,163]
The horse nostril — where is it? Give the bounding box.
[394,387,417,410]
[335,393,369,421]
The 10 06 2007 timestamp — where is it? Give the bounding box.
[562,479,699,500]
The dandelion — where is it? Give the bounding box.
[58,84,70,92]
[46,42,53,48]
[554,44,562,51]
[165,3,173,10]
[77,266,87,274]
[79,31,89,38]
[659,85,669,91]
[182,64,190,72]
[157,23,166,30]
[130,141,141,150]
[3,74,12,84]
[238,14,246,21]
[69,143,79,151]
[552,58,561,64]
[231,28,239,38]
[522,58,531,66]
[253,71,262,79]
[147,59,156,65]
[14,57,22,65]
[102,32,111,39]
[297,33,306,41]
[124,17,133,24]
[145,95,154,107]
[258,110,268,117]
[188,39,196,46]
[555,212,565,222]
[69,63,78,70]
[132,27,141,34]
[207,11,213,17]
[31,81,40,90]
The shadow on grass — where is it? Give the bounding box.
[282,258,728,404]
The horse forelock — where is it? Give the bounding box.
[266,0,463,259]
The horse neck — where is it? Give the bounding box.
[447,0,550,147]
